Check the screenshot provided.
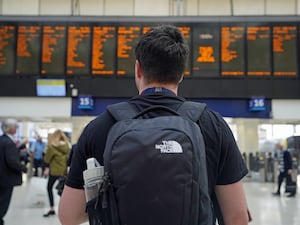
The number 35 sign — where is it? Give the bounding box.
[248,97,265,111]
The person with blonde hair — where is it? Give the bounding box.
[43,129,70,217]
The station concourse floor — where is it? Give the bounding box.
[4,175,300,225]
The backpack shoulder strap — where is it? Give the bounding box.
[107,102,138,121]
[177,101,207,123]
[107,101,207,123]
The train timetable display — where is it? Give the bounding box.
[0,24,15,75]
[67,25,91,75]
[117,25,140,76]
[177,25,191,76]
[41,25,67,75]
[221,25,245,76]
[247,25,271,76]
[272,25,297,76]
[192,25,220,77]
[92,25,116,75]
[1,17,300,79]
[16,24,41,75]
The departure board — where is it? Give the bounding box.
[16,24,41,75]
[247,25,271,76]
[92,25,116,75]
[117,25,140,76]
[192,25,220,77]
[221,25,245,76]
[41,24,66,75]
[0,24,15,75]
[177,25,191,76]
[66,25,91,75]
[0,16,300,79]
[272,25,297,76]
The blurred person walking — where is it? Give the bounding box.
[18,138,30,166]
[43,129,70,217]
[273,142,295,197]
[0,118,27,225]
[30,135,46,177]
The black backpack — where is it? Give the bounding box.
[86,101,213,225]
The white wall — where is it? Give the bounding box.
[39,0,72,15]
[3,0,39,15]
[2,0,300,16]
[135,0,170,16]
[265,0,297,15]
[272,100,300,120]
[0,97,71,118]
[198,0,231,15]
[78,0,104,15]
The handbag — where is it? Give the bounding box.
[55,176,67,196]
[285,175,297,193]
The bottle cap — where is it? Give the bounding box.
[87,157,100,169]
[83,158,104,184]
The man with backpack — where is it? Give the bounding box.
[59,25,250,225]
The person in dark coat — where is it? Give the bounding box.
[273,142,294,197]
[0,118,27,225]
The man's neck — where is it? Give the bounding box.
[6,133,15,142]
[139,83,178,95]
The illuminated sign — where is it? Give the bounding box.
[0,18,299,78]
[78,95,94,109]
[36,79,66,97]
[249,97,266,111]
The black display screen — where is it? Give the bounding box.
[192,24,220,77]
[66,24,91,75]
[247,24,271,76]
[0,17,299,79]
[221,24,245,76]
[91,25,116,75]
[41,24,67,75]
[16,24,41,75]
[272,25,297,76]
[0,24,16,75]
[116,25,140,77]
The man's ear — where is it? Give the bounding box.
[135,60,143,92]
[178,74,184,84]
[135,60,142,79]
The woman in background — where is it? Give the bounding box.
[43,129,70,217]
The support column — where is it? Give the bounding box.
[71,117,93,144]
[236,119,260,174]
[236,118,259,154]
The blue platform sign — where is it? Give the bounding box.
[72,98,271,118]
[77,95,94,110]
[249,97,266,111]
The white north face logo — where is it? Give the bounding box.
[155,140,183,153]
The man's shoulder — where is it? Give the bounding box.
[81,110,115,137]
[0,135,7,145]
[0,134,13,144]
[0,134,9,139]
[283,150,291,156]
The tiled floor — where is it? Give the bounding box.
[3,175,300,225]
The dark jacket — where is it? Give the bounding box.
[283,150,293,172]
[0,134,27,187]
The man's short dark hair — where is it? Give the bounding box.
[135,25,189,84]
